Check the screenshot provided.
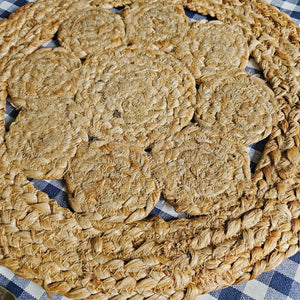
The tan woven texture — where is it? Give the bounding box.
[195,70,278,146]
[57,8,125,58]
[122,0,189,52]
[175,20,250,82]
[0,0,299,299]
[75,46,196,147]
[7,47,81,110]
[65,141,160,224]
[5,99,82,179]
[151,124,252,216]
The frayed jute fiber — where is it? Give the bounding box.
[0,0,299,299]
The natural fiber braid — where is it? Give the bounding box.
[186,0,300,213]
[0,82,6,144]
[0,0,299,299]
[1,137,295,298]
[0,164,298,299]
[184,0,300,104]
[0,0,78,140]
[0,0,133,143]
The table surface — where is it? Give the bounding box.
[0,0,300,299]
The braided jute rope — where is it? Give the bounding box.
[0,0,299,299]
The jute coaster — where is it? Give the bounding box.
[195,70,278,146]
[65,141,160,223]
[151,125,251,215]
[122,0,189,52]
[75,46,196,147]
[0,0,299,299]
[5,100,82,179]
[58,8,125,58]
[7,48,81,110]
[175,20,250,82]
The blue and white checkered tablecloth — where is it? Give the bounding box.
[0,0,299,299]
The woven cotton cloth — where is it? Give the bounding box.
[0,0,300,299]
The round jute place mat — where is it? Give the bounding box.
[0,0,299,299]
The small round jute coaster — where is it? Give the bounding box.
[7,48,81,109]
[58,8,125,58]
[5,100,82,179]
[175,20,250,82]
[151,124,252,215]
[65,141,160,223]
[195,70,278,146]
[123,0,189,52]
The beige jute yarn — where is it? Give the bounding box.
[0,0,299,299]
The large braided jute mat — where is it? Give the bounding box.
[0,0,299,299]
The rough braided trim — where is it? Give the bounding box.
[0,0,299,299]
[0,81,6,145]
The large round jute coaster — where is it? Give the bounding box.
[151,124,252,215]
[65,141,160,223]
[7,48,81,110]
[195,70,278,146]
[4,100,82,179]
[0,0,299,299]
[122,0,189,52]
[75,46,196,147]
[57,8,125,58]
[175,20,250,82]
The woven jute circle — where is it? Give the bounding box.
[7,47,81,110]
[57,8,125,58]
[151,124,252,216]
[122,0,189,52]
[75,46,196,147]
[4,99,82,179]
[65,141,160,224]
[174,20,250,82]
[0,0,299,299]
[195,70,278,146]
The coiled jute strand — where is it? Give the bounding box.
[0,0,299,299]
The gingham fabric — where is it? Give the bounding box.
[0,0,299,299]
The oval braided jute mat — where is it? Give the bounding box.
[0,0,299,299]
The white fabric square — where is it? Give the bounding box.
[0,266,14,280]
[25,281,45,299]
[282,1,297,11]
[0,1,14,10]
[243,280,269,299]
